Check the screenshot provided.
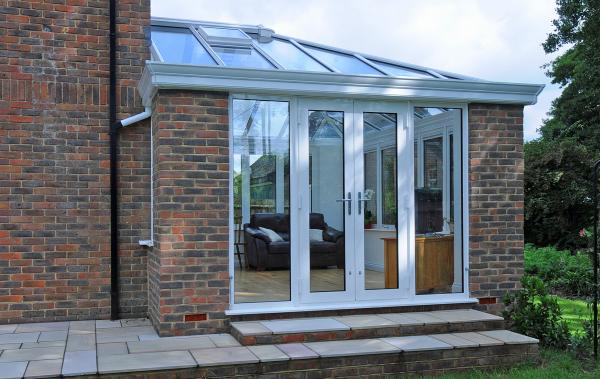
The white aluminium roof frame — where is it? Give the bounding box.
[142,17,544,106]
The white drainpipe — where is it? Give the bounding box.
[119,107,154,247]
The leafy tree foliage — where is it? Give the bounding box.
[525,0,600,249]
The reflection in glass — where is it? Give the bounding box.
[213,46,274,69]
[370,60,434,78]
[362,113,397,290]
[308,111,346,293]
[151,26,216,65]
[257,38,329,72]
[302,45,382,75]
[233,99,290,303]
[414,107,462,295]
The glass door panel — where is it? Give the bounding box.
[355,103,410,301]
[298,99,355,303]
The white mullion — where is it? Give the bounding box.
[376,144,382,226]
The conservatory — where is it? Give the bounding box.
[139,17,543,319]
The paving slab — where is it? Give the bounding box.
[21,341,65,349]
[452,332,504,346]
[430,310,504,323]
[230,321,272,336]
[15,322,69,333]
[479,330,539,344]
[0,346,64,362]
[24,359,62,379]
[62,350,97,377]
[0,325,17,335]
[66,334,96,352]
[96,326,156,343]
[0,361,28,379]
[261,318,349,334]
[191,346,259,367]
[38,330,67,342]
[382,335,453,351]
[305,339,399,357]
[97,342,128,356]
[333,314,399,329]
[276,343,319,359]
[98,351,196,374]
[0,332,40,344]
[377,313,425,326]
[121,319,152,327]
[248,345,290,362]
[401,312,448,325]
[127,335,215,353]
[96,320,122,329]
[208,333,241,347]
[138,334,160,341]
[69,321,95,335]
[0,344,21,350]
[430,333,479,348]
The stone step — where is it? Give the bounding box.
[230,309,505,345]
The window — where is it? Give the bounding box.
[257,38,329,72]
[301,45,382,75]
[151,26,216,65]
[212,46,275,69]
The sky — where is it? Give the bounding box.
[152,0,562,141]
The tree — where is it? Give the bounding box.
[524,0,600,249]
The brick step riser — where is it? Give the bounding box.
[233,319,506,346]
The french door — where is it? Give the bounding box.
[298,98,410,304]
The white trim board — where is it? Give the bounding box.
[138,62,544,107]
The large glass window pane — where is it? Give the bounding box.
[301,45,382,75]
[257,38,329,72]
[233,99,290,303]
[308,111,346,293]
[213,46,275,69]
[362,112,397,290]
[414,107,462,295]
[370,60,435,78]
[151,26,216,65]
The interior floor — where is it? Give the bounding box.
[234,267,386,303]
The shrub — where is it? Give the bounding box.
[503,275,571,349]
[524,244,593,297]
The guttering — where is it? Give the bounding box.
[138,62,545,107]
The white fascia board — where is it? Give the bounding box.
[138,61,544,106]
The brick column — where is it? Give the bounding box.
[149,90,230,336]
[468,104,525,314]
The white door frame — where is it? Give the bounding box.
[297,97,356,304]
[354,100,410,301]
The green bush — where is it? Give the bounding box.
[524,244,593,297]
[503,275,571,349]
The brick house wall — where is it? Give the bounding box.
[0,0,150,323]
[468,104,525,314]
[150,90,230,336]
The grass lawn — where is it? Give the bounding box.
[555,296,590,335]
[426,348,598,379]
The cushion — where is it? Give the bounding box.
[259,227,283,242]
[309,228,324,241]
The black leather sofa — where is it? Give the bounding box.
[244,213,344,270]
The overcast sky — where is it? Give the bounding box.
[152,0,561,141]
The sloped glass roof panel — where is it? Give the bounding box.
[201,26,249,39]
[213,46,275,69]
[151,26,216,65]
[257,38,329,72]
[301,44,381,75]
[370,60,434,78]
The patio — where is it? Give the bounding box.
[0,310,539,378]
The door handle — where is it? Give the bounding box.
[357,191,369,215]
[336,192,352,215]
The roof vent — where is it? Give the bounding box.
[197,25,253,48]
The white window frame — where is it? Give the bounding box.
[227,95,471,315]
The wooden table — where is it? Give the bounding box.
[381,235,454,292]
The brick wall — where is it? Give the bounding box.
[468,104,525,314]
[150,90,230,336]
[0,0,150,323]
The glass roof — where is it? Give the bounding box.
[150,20,468,80]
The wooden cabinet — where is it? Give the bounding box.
[381,235,454,293]
[415,235,454,294]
